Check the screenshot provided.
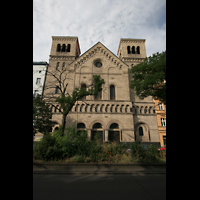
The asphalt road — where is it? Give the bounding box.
[33,174,166,200]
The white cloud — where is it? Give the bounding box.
[33,0,166,61]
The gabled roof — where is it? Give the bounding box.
[69,41,129,69]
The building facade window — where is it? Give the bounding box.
[81,84,86,100]
[62,44,66,52]
[94,86,102,100]
[57,44,61,52]
[139,127,143,136]
[136,46,140,54]
[66,44,71,52]
[77,123,86,134]
[91,123,103,143]
[132,46,135,54]
[110,85,115,100]
[161,118,166,126]
[108,123,120,142]
[163,136,166,145]
[36,78,41,85]
[127,46,131,54]
[55,86,60,94]
[34,90,39,97]
[158,103,163,110]
[62,62,65,70]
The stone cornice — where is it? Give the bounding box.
[120,38,146,43]
[52,36,78,42]
[122,58,145,62]
[49,55,75,61]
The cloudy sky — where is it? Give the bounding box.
[33,0,166,62]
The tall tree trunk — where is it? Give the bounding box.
[61,114,67,136]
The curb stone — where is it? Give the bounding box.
[33,163,166,174]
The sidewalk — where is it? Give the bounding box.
[33,163,166,175]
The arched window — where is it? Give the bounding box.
[57,44,61,52]
[77,123,86,129]
[61,44,66,52]
[139,127,143,136]
[81,84,86,100]
[56,62,59,70]
[109,123,120,142]
[110,123,119,129]
[127,46,131,54]
[94,85,102,100]
[93,123,102,129]
[110,85,115,100]
[77,123,86,134]
[132,46,135,54]
[92,123,103,143]
[66,44,71,52]
[137,46,140,54]
[62,62,65,70]
[55,86,60,94]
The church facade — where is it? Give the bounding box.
[43,36,160,145]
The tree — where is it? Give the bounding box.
[33,94,52,136]
[55,75,105,135]
[130,50,166,104]
[43,65,105,136]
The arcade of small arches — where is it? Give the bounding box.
[50,103,155,115]
[52,120,150,143]
[77,121,121,143]
[56,43,71,52]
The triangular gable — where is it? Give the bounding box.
[69,41,129,70]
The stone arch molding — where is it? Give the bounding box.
[106,119,124,130]
[88,119,106,130]
[134,121,150,131]
[77,119,88,129]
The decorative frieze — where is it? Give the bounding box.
[49,55,75,60]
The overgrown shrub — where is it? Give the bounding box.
[130,141,146,161]
[130,142,161,163]
[33,126,92,161]
[33,134,63,161]
[33,126,165,163]
[89,134,103,162]
[70,155,85,163]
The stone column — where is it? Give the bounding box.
[87,129,92,140]
[104,129,108,142]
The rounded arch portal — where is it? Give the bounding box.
[91,122,104,143]
[108,123,120,143]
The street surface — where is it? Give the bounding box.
[33,174,166,200]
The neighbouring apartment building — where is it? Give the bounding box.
[154,99,166,147]
[43,36,160,146]
[33,61,48,97]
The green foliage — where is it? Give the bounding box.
[33,134,63,161]
[33,94,52,135]
[33,127,164,163]
[130,142,160,163]
[70,155,85,163]
[130,141,146,161]
[130,51,166,104]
